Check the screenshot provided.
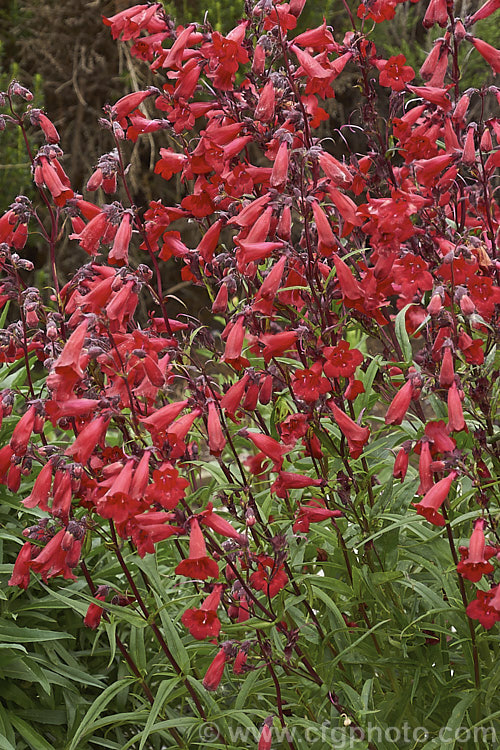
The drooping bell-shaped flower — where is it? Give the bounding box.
[175,518,219,580]
[181,583,223,640]
[457,519,496,582]
[413,470,458,526]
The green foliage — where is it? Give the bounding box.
[0,63,43,205]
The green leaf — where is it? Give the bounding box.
[153,591,190,674]
[0,623,72,643]
[138,678,179,750]
[438,693,476,750]
[394,303,413,363]
[66,678,135,750]
[9,714,55,750]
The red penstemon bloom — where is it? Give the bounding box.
[323,341,363,379]
[181,584,223,640]
[457,519,496,582]
[377,55,415,91]
[327,400,370,459]
[293,500,343,533]
[466,586,500,630]
[249,555,288,598]
[175,518,219,580]
[413,471,458,526]
[84,588,107,630]
[292,361,331,403]
[8,541,33,589]
[202,646,228,691]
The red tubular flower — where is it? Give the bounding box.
[22,461,53,511]
[332,253,362,299]
[439,346,455,388]
[417,440,433,494]
[385,379,414,425]
[212,283,228,314]
[255,81,276,122]
[246,432,287,470]
[279,413,308,445]
[181,584,223,639]
[423,0,448,27]
[111,90,154,122]
[207,401,226,456]
[140,399,188,432]
[271,471,322,498]
[260,331,297,363]
[65,416,110,465]
[233,643,250,674]
[259,374,273,405]
[250,555,288,597]
[462,125,477,166]
[69,210,109,255]
[197,219,222,263]
[39,158,74,205]
[8,541,33,589]
[145,464,189,510]
[447,382,466,432]
[377,55,414,91]
[166,410,200,454]
[466,586,500,629]
[51,471,72,523]
[129,450,152,499]
[0,446,14,485]
[318,152,352,188]
[202,647,227,691]
[293,500,343,533]
[457,519,496,582]
[413,471,458,526]
[175,518,219,580]
[253,255,287,315]
[270,141,289,191]
[222,317,248,370]
[220,373,250,419]
[469,0,500,24]
[84,589,107,629]
[127,512,182,557]
[312,201,337,256]
[258,717,274,750]
[109,213,132,266]
[37,113,60,144]
[470,37,500,75]
[328,400,370,459]
[292,362,331,403]
[323,340,363,379]
[10,405,36,456]
[97,460,143,523]
[200,503,244,541]
[30,528,78,582]
[393,445,410,481]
